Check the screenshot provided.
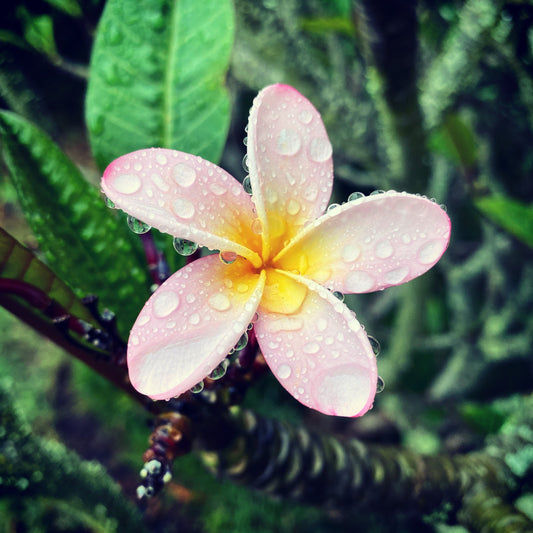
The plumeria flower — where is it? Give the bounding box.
[101,84,450,417]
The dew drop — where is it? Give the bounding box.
[209,183,226,196]
[242,154,249,172]
[251,219,263,234]
[243,136,248,146]
[370,190,385,196]
[298,109,313,124]
[375,240,394,259]
[277,364,292,379]
[277,128,301,156]
[384,266,409,284]
[368,335,381,356]
[332,291,344,302]
[127,215,151,234]
[287,199,301,215]
[235,331,248,351]
[188,313,200,325]
[348,192,365,202]
[104,196,115,208]
[237,282,249,293]
[327,203,341,214]
[303,342,320,354]
[156,153,168,165]
[173,163,196,187]
[152,291,180,318]
[208,293,231,311]
[376,376,385,393]
[418,240,444,265]
[191,381,204,393]
[173,238,198,256]
[345,271,375,292]
[209,359,229,380]
[110,173,141,194]
[341,244,361,263]
[243,176,252,194]
[220,251,238,264]
[172,197,195,219]
[309,137,332,162]
[401,233,412,244]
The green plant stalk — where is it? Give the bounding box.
[355,0,429,190]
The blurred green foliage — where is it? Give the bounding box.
[1,0,533,531]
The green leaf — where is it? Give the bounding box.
[475,194,533,248]
[0,110,151,334]
[429,113,478,169]
[86,0,235,170]
[17,7,58,58]
[0,227,97,325]
[42,0,83,17]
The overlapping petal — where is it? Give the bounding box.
[102,148,262,266]
[255,271,377,417]
[247,84,333,259]
[274,192,451,293]
[127,255,265,400]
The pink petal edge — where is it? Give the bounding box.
[247,84,334,253]
[128,255,265,400]
[255,271,378,417]
[275,191,451,293]
[102,148,261,264]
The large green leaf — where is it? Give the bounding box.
[86,0,235,170]
[0,227,97,326]
[475,194,533,248]
[0,110,151,334]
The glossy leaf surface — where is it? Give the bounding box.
[86,0,235,169]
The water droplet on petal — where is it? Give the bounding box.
[368,335,381,356]
[345,271,375,292]
[191,381,204,393]
[277,128,301,156]
[376,376,385,393]
[127,215,151,234]
[152,291,180,318]
[172,197,195,219]
[375,240,394,259]
[303,342,320,354]
[332,291,344,302]
[156,153,167,165]
[220,251,238,264]
[298,109,313,124]
[209,183,226,196]
[188,313,200,325]
[234,331,248,351]
[348,192,365,202]
[110,173,141,194]
[208,293,231,311]
[173,238,198,256]
[418,240,445,265]
[341,244,361,263]
[104,196,116,208]
[173,163,196,187]
[277,364,292,379]
[243,176,252,194]
[370,190,385,196]
[287,199,301,215]
[384,266,409,284]
[309,137,332,162]
[251,219,263,234]
[209,359,229,380]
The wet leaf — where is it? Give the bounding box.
[429,113,477,169]
[86,0,235,169]
[0,110,151,334]
[0,227,97,326]
[475,194,533,248]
